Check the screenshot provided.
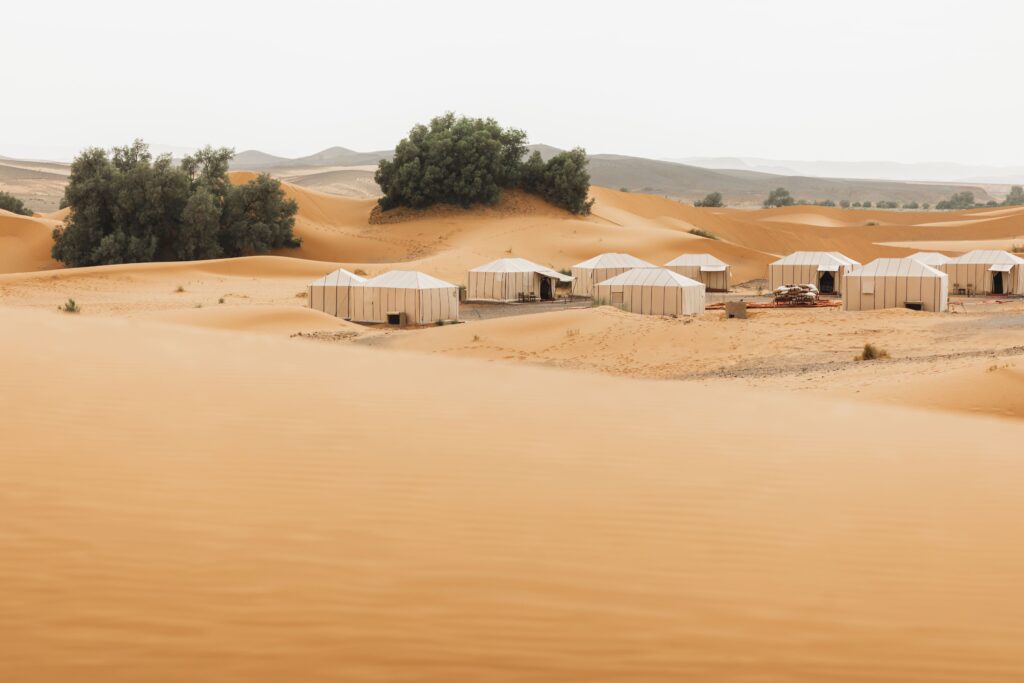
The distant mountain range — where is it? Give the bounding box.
[231,146,393,170]
[675,157,1024,186]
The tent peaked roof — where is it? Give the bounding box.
[309,267,368,287]
[848,258,946,278]
[771,251,860,267]
[596,267,704,288]
[470,257,572,282]
[946,250,1024,265]
[665,253,729,270]
[908,252,952,266]
[574,253,655,269]
[362,270,457,289]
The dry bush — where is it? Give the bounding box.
[855,343,890,361]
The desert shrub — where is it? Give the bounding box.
[862,201,872,208]
[689,228,718,240]
[1004,185,1024,206]
[876,200,899,209]
[902,201,919,209]
[218,297,225,304]
[935,191,975,211]
[0,190,33,216]
[376,112,593,215]
[763,187,794,208]
[855,343,889,361]
[839,200,851,208]
[51,140,298,267]
[985,200,998,207]
[852,201,862,208]
[694,191,724,208]
[866,220,880,226]
[922,203,930,210]
[59,298,80,313]
[619,187,630,192]
[814,199,836,207]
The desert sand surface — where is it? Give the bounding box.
[4,306,1024,683]
[4,177,1024,681]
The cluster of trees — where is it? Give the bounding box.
[1006,185,1024,205]
[375,113,593,215]
[933,187,1024,211]
[0,190,33,216]
[51,140,298,267]
[693,191,724,207]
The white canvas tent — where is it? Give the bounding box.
[843,258,948,312]
[940,250,1024,295]
[466,258,572,302]
[908,252,952,267]
[571,253,655,297]
[349,271,459,324]
[664,253,731,291]
[768,251,861,295]
[308,268,368,319]
[592,267,705,316]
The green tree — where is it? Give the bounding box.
[0,190,33,216]
[763,187,794,208]
[694,191,724,208]
[1004,185,1024,206]
[863,201,872,208]
[935,191,975,210]
[376,113,593,215]
[52,139,297,267]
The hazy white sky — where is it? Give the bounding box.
[2,0,1022,165]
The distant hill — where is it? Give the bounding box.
[230,147,392,170]
[678,156,1024,186]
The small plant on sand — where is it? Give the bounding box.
[436,319,445,326]
[855,343,890,361]
[194,303,203,308]
[472,334,481,342]
[296,290,308,298]
[505,246,513,254]
[688,228,719,240]
[175,285,185,293]
[620,187,630,192]
[59,298,80,313]
[865,220,880,226]
[218,297,225,304]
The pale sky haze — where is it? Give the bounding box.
[2,0,1021,166]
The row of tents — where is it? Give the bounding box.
[308,249,1024,323]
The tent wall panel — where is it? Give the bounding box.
[941,263,1023,295]
[844,275,947,312]
[468,270,549,301]
[572,266,634,296]
[667,265,730,291]
[592,283,705,316]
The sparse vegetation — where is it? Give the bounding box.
[763,187,794,208]
[862,201,872,208]
[866,221,880,226]
[855,343,890,361]
[935,191,976,211]
[619,187,630,193]
[375,112,593,215]
[0,190,33,216]
[176,285,185,293]
[814,199,836,207]
[839,200,851,209]
[688,228,719,240]
[472,334,481,342]
[876,200,899,209]
[852,201,862,208]
[59,298,80,313]
[218,297,225,304]
[51,140,298,267]
[694,191,724,208]
[902,201,920,210]
[1004,185,1024,206]
[922,203,931,210]
[296,290,308,298]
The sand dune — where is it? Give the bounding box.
[142,304,368,336]
[0,209,61,274]
[3,306,1024,682]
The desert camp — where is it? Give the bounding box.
[7,3,1024,681]
[768,251,862,294]
[941,249,1024,295]
[664,253,731,291]
[843,257,949,312]
[570,252,655,296]
[466,257,571,302]
[592,267,705,316]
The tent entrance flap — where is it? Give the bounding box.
[989,264,1013,272]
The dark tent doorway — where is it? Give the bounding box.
[540,277,554,300]
[993,271,1004,295]
[818,271,836,294]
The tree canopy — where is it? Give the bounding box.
[694,191,724,208]
[0,190,33,216]
[52,140,298,267]
[1004,185,1024,206]
[375,113,593,215]
[935,191,976,211]
[763,187,794,208]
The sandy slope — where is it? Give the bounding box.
[0,209,61,274]
[3,307,1024,683]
